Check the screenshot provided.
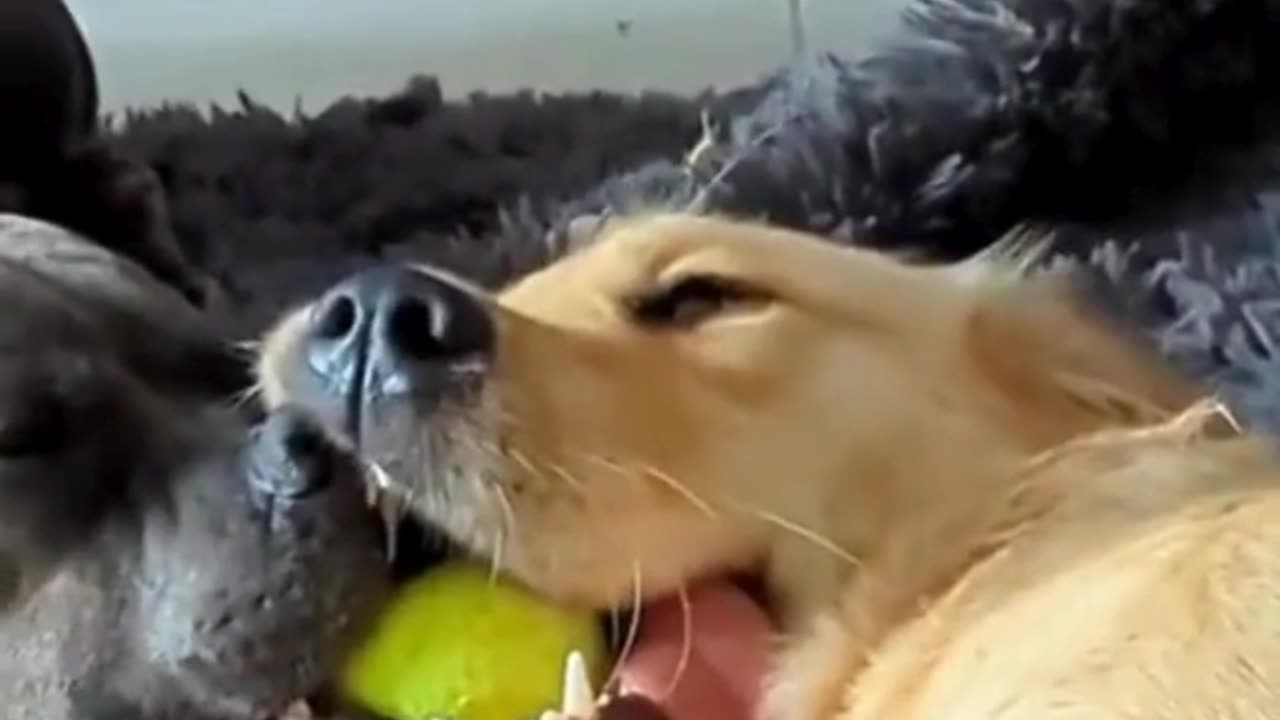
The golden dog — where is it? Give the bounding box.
[259,213,1280,719]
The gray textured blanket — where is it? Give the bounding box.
[498,0,1280,435]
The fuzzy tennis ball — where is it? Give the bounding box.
[339,560,608,720]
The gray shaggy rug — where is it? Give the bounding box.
[89,0,1280,435]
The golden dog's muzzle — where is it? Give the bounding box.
[285,264,495,446]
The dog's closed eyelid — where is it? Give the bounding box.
[626,274,769,329]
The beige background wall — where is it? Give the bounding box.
[66,0,902,113]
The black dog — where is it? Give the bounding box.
[0,213,391,719]
[0,6,434,719]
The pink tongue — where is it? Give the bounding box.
[616,579,774,720]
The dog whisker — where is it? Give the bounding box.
[488,523,505,586]
[584,454,629,475]
[509,444,594,497]
[604,561,645,696]
[509,448,593,500]
[508,447,542,482]
[474,473,508,586]
[227,381,262,409]
[732,503,861,568]
[548,462,586,493]
[642,465,719,520]
[489,481,519,584]
[492,481,519,538]
[660,582,696,702]
[231,339,261,356]
[578,452,721,519]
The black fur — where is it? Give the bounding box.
[0,0,96,181]
[0,215,390,720]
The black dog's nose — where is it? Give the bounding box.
[249,408,339,501]
[305,265,494,397]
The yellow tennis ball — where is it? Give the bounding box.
[339,561,608,720]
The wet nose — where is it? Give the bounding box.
[304,265,495,398]
[249,408,339,501]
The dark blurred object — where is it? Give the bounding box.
[0,0,96,183]
[0,0,214,307]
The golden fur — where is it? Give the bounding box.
[260,213,1280,719]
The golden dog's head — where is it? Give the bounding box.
[257,213,1201,611]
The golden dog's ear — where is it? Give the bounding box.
[964,270,1210,445]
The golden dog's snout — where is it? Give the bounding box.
[300,264,496,410]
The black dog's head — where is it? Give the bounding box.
[0,213,391,719]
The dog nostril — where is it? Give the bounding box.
[252,410,337,501]
[283,421,326,465]
[385,296,442,360]
[280,422,334,499]
[313,294,358,341]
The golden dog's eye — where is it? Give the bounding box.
[629,274,763,328]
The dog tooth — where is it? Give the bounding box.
[561,650,596,718]
[361,461,406,564]
[362,461,390,503]
[367,460,394,490]
[380,493,403,564]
